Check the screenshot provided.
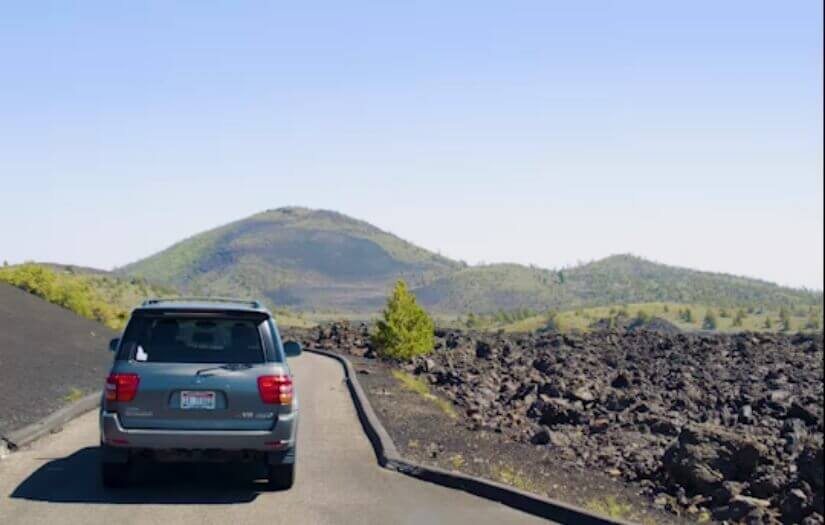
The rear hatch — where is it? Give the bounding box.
[108,311,289,431]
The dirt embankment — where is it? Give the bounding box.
[0,284,114,438]
[286,323,824,524]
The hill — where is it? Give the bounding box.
[122,207,460,311]
[119,207,823,315]
[416,254,823,313]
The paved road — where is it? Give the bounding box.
[0,352,549,525]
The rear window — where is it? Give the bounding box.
[119,316,265,364]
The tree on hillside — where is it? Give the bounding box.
[778,308,791,331]
[732,309,745,327]
[372,280,434,360]
[764,317,773,329]
[703,310,718,330]
[545,309,560,331]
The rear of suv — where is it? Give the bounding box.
[100,298,301,489]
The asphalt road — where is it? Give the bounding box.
[0,352,550,525]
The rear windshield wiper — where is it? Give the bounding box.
[195,363,253,376]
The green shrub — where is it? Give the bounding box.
[703,310,718,330]
[732,309,745,327]
[545,309,560,331]
[0,263,127,330]
[372,280,434,360]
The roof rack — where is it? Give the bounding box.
[142,297,262,308]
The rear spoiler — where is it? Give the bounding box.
[132,308,270,320]
[142,297,262,308]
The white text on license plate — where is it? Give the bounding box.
[181,391,216,410]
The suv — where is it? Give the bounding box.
[100,298,301,489]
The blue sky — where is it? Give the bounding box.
[1,1,822,288]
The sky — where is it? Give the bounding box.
[1,1,822,289]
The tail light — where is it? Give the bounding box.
[257,375,293,404]
[105,373,140,402]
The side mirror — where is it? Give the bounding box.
[284,340,302,357]
[108,338,120,352]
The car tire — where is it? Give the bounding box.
[101,460,130,488]
[267,463,295,490]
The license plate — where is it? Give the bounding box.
[180,391,216,410]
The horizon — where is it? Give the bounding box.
[14,205,825,294]
[1,2,822,288]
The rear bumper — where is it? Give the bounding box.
[99,410,298,452]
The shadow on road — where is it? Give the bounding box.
[11,446,268,504]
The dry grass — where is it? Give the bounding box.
[490,464,540,493]
[585,495,633,520]
[64,387,85,402]
[494,301,823,334]
[391,370,458,419]
[449,454,465,469]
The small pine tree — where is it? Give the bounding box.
[663,304,669,313]
[372,280,434,360]
[719,308,730,318]
[764,317,773,330]
[732,309,745,327]
[703,310,718,330]
[545,309,560,331]
[781,317,791,332]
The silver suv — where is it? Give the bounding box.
[100,298,300,489]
